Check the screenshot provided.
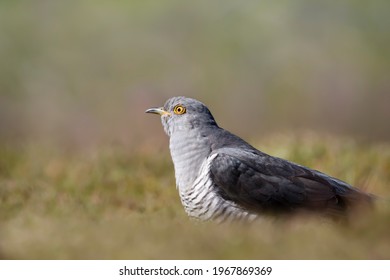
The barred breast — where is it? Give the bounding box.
[179,153,258,223]
[168,129,257,222]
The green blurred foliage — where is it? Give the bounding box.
[0,0,389,147]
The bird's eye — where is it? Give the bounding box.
[173,105,186,115]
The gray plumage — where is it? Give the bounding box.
[146,96,374,222]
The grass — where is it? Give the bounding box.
[0,132,389,259]
[1,0,389,260]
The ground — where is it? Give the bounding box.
[0,132,389,259]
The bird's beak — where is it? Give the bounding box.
[145,107,171,116]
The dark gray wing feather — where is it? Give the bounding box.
[209,148,372,218]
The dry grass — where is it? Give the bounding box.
[0,133,389,259]
[1,0,389,260]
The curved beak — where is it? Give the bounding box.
[145,107,171,116]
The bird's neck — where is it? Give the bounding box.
[169,128,211,192]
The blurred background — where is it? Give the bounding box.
[0,0,389,150]
[0,0,390,260]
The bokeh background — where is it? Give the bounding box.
[0,0,389,259]
[1,0,389,148]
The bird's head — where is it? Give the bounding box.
[145,96,218,136]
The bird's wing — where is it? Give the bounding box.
[209,148,357,217]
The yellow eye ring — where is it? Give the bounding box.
[173,105,186,115]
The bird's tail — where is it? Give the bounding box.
[338,188,377,221]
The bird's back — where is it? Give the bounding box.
[208,127,374,220]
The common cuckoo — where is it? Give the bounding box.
[146,96,373,222]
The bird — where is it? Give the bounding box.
[146,96,374,223]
